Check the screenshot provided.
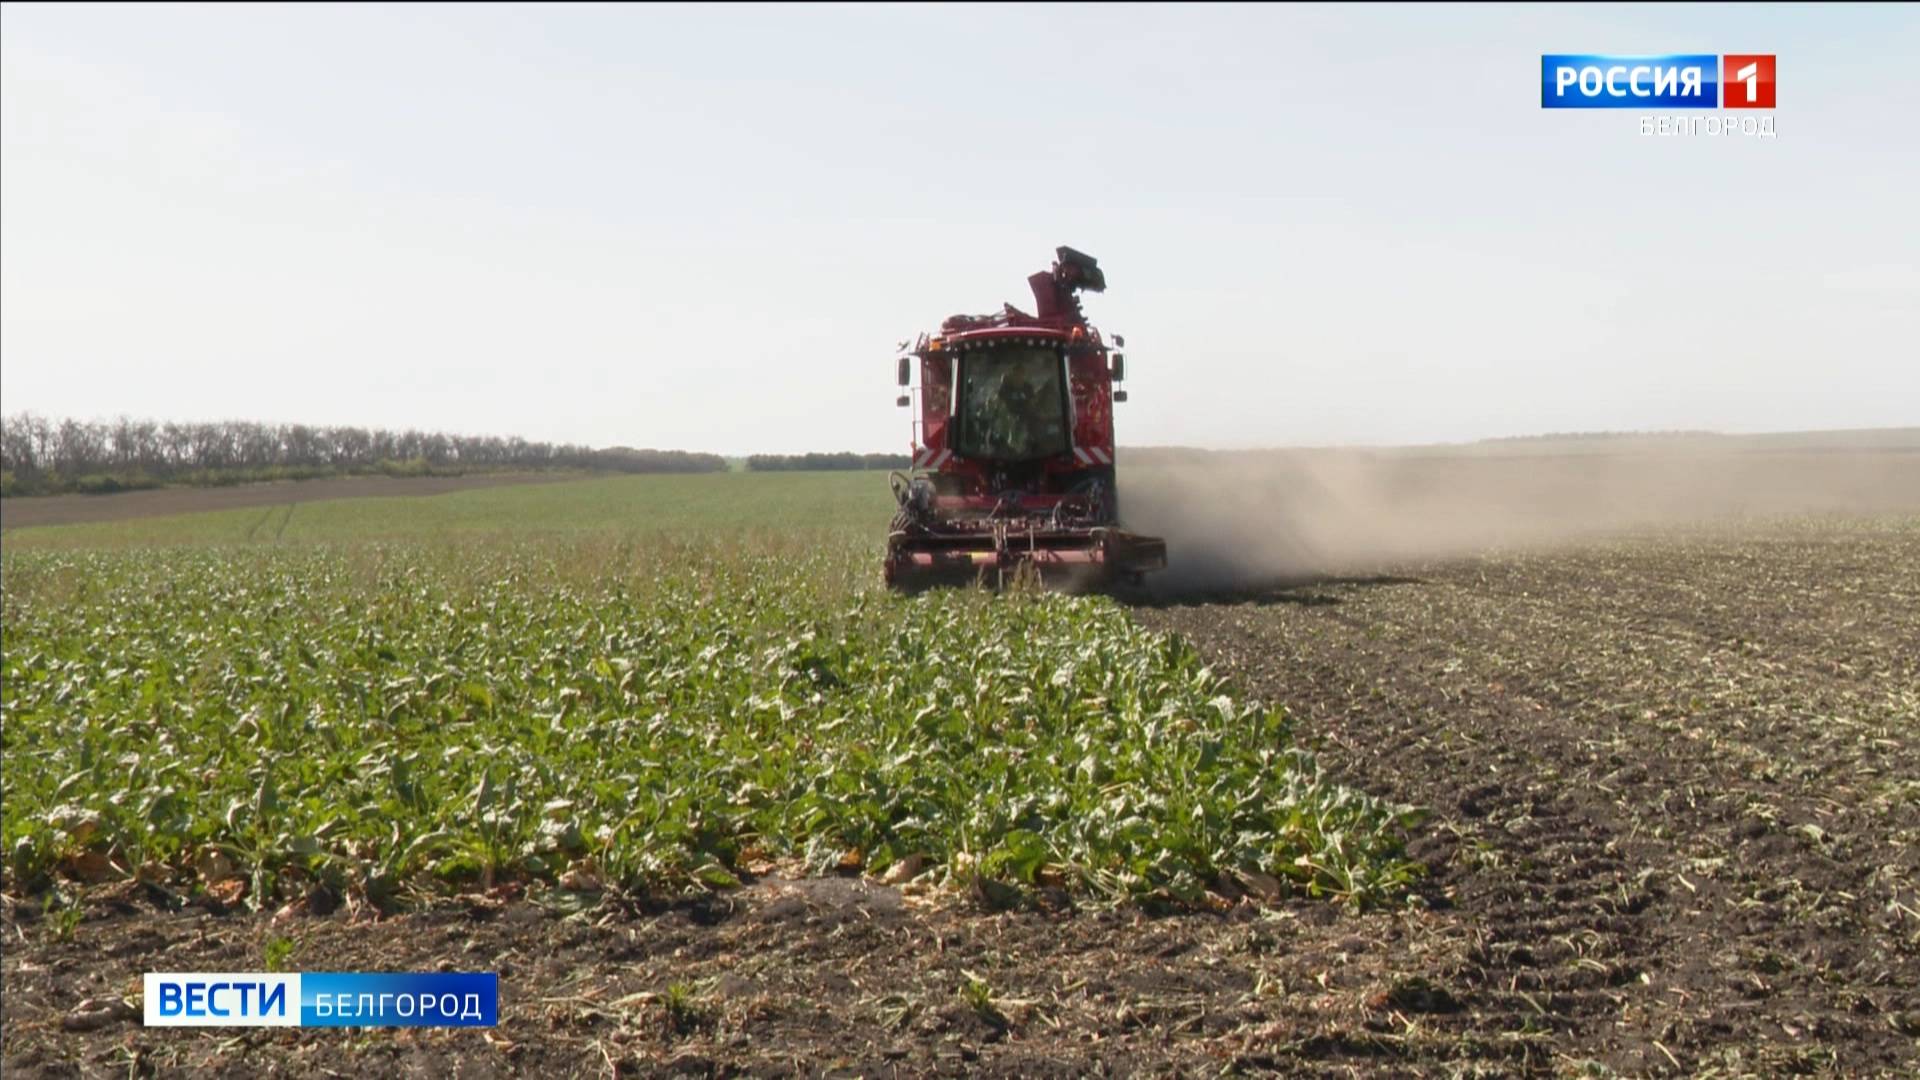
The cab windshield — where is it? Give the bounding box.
[952,346,1070,463]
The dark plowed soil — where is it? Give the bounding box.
[1139,519,1920,1075]
[5,519,1917,1076]
[0,473,580,531]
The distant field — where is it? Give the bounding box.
[1130,426,1920,462]
[1389,425,1920,458]
[1,470,898,549]
[0,471,585,532]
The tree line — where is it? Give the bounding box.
[0,413,727,496]
[745,452,913,472]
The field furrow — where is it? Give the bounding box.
[1141,518,1920,1074]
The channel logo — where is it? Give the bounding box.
[1541,54,1775,109]
[143,972,498,1027]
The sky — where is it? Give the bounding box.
[2,3,1916,455]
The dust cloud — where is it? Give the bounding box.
[1119,431,1920,595]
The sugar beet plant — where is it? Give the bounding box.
[2,538,1420,911]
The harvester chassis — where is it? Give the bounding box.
[884,471,1166,592]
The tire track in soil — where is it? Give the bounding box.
[1146,598,1678,1072]
[1478,536,1917,673]
[1137,526,1920,1075]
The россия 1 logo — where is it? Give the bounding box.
[1540,54,1775,108]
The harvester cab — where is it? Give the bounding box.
[883,247,1168,591]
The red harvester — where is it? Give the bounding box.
[884,247,1168,591]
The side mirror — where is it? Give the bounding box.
[1109,353,1125,382]
[896,394,910,407]
[1113,334,1126,348]
[896,356,911,387]
[1113,389,1129,403]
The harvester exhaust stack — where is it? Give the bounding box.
[883,248,1167,591]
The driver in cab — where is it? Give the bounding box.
[986,364,1062,459]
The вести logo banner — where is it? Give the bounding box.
[144,972,498,1027]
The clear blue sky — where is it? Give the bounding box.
[3,3,1915,453]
